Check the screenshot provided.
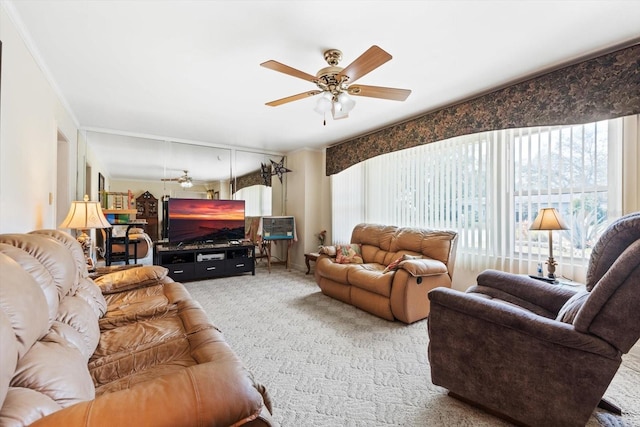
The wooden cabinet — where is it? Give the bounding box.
[135,191,159,241]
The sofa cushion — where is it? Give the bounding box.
[359,244,385,265]
[0,234,77,305]
[351,224,397,252]
[391,228,457,265]
[12,338,95,408]
[349,264,394,297]
[0,253,50,358]
[30,229,90,281]
[0,242,67,326]
[74,277,108,318]
[0,310,17,407]
[56,296,101,358]
[0,387,60,426]
[336,244,363,264]
[90,315,188,378]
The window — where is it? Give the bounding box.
[332,118,626,276]
[512,122,612,264]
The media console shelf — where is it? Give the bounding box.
[154,242,255,281]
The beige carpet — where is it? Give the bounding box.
[184,265,640,427]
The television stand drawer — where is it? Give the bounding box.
[226,258,254,275]
[195,260,225,278]
[166,264,195,281]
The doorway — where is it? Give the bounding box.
[56,131,71,226]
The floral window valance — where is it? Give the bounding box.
[326,43,640,176]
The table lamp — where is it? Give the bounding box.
[529,207,569,280]
[59,195,112,268]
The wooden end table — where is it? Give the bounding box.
[304,252,320,274]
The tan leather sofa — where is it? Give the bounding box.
[0,229,273,426]
[314,223,458,323]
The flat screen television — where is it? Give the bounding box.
[168,198,245,244]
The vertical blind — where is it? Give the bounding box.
[331,119,622,276]
[235,185,272,217]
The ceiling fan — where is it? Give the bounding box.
[261,45,411,121]
[161,170,193,188]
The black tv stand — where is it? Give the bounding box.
[154,241,255,282]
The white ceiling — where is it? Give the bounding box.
[6,0,640,183]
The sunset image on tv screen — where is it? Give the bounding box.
[168,199,245,243]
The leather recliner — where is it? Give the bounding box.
[427,212,640,426]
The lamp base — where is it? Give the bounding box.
[76,230,95,270]
[546,256,558,281]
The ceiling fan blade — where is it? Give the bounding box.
[347,85,411,101]
[338,45,392,84]
[160,178,179,182]
[266,90,321,107]
[260,60,318,83]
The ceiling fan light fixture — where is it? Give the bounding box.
[180,179,193,188]
[337,92,356,113]
[314,94,333,114]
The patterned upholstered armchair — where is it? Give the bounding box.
[427,212,640,427]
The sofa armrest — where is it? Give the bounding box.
[399,258,448,277]
[474,269,578,314]
[428,287,618,358]
[29,361,273,427]
[93,265,172,294]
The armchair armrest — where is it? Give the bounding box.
[475,269,578,314]
[29,361,272,427]
[428,287,618,358]
[400,258,448,277]
[94,265,172,294]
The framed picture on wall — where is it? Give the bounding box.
[98,173,105,203]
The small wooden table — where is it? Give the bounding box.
[304,252,320,274]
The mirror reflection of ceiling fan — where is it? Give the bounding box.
[261,45,411,121]
[161,170,193,188]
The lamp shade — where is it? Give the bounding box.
[529,208,569,231]
[59,196,112,230]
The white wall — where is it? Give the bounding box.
[284,148,330,271]
[0,5,79,233]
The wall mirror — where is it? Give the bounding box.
[84,131,285,215]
